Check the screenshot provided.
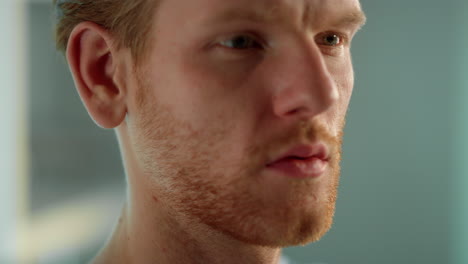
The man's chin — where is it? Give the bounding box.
[217,210,335,248]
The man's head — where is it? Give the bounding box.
[58,0,365,249]
[54,0,160,63]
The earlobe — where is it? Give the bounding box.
[66,21,127,129]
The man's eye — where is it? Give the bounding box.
[316,33,345,47]
[219,35,262,50]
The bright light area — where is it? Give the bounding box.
[0,0,27,263]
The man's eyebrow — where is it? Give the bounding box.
[332,10,367,30]
[208,8,282,24]
[207,7,366,30]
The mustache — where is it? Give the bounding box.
[271,120,340,150]
[244,120,343,170]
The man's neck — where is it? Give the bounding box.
[92,200,283,264]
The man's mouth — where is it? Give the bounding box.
[266,143,329,179]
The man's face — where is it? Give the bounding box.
[124,0,364,247]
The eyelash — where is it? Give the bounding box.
[315,31,348,47]
[218,33,265,51]
[217,31,348,53]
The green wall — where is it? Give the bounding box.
[453,0,468,263]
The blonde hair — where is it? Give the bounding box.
[53,0,160,63]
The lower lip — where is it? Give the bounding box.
[266,157,328,179]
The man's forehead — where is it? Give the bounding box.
[200,0,365,30]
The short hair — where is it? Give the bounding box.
[53,0,160,63]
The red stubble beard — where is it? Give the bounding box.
[142,115,344,248]
[195,120,344,247]
[132,71,344,248]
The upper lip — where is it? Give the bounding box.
[266,143,329,166]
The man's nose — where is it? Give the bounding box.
[271,43,339,120]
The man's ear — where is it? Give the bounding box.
[66,21,127,129]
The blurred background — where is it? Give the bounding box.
[1,0,467,263]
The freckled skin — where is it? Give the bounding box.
[89,0,364,263]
